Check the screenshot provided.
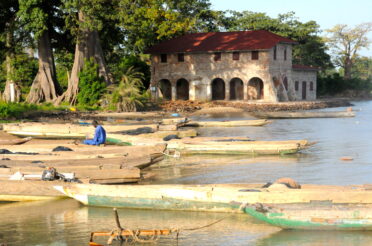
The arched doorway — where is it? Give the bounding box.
[302,81,307,100]
[229,78,243,100]
[159,79,172,100]
[247,77,264,100]
[283,77,288,91]
[211,78,225,100]
[176,78,189,100]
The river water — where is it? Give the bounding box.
[2,100,372,245]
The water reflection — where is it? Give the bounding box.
[154,101,372,185]
[0,199,278,246]
[2,101,372,245]
[256,230,372,246]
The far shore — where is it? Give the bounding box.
[1,97,364,122]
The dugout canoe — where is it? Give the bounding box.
[184,119,271,127]
[0,137,32,145]
[166,139,313,155]
[251,110,355,119]
[0,144,166,162]
[54,183,372,213]
[0,180,71,202]
[243,203,372,230]
[2,122,158,137]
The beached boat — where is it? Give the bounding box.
[251,110,355,119]
[0,180,70,202]
[0,144,166,162]
[184,119,271,127]
[54,183,372,213]
[2,122,159,137]
[2,122,197,145]
[166,139,313,155]
[0,137,32,145]
[243,203,372,230]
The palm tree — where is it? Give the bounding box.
[105,67,145,112]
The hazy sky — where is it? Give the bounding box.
[210,0,372,56]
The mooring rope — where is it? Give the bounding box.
[106,216,228,244]
[163,149,181,158]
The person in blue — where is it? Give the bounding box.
[83,120,106,145]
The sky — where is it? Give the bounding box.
[210,0,372,57]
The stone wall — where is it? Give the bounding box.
[150,43,316,102]
[292,70,317,100]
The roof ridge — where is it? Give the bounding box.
[146,30,296,54]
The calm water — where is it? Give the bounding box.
[2,100,372,245]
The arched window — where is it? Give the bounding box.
[248,77,264,100]
[159,79,172,100]
[211,78,225,100]
[229,78,244,100]
[176,79,189,100]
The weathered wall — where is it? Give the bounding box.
[292,70,317,100]
[150,43,316,102]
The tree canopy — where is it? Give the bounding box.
[0,0,370,106]
[325,23,372,79]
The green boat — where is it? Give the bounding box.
[243,203,372,230]
[54,183,372,213]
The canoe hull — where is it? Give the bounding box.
[55,183,372,213]
[243,203,372,230]
[252,111,355,119]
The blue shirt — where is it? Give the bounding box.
[83,125,106,145]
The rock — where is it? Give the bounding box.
[274,177,301,189]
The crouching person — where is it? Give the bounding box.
[84,120,106,146]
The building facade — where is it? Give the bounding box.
[147,30,318,102]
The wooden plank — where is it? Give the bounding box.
[74,168,140,180]
[158,124,178,131]
[88,178,139,184]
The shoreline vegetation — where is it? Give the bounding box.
[0,96,358,122]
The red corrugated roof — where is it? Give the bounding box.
[292,64,319,71]
[146,30,297,54]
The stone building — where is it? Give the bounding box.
[146,30,318,102]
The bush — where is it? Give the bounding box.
[317,73,372,96]
[109,55,150,90]
[77,58,106,107]
[0,101,38,119]
[104,67,147,112]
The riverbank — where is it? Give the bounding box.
[12,98,354,122]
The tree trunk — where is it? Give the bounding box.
[344,56,353,80]
[55,11,112,105]
[26,31,62,104]
[3,30,21,103]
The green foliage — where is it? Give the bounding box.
[17,0,49,40]
[352,56,372,80]
[55,50,74,90]
[77,58,106,106]
[0,101,37,119]
[118,0,211,53]
[104,67,146,112]
[317,73,372,96]
[0,101,68,119]
[109,55,150,89]
[0,53,38,95]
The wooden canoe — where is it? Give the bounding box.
[0,180,70,202]
[0,144,166,162]
[54,183,372,213]
[251,110,355,119]
[2,122,158,136]
[184,119,271,127]
[0,137,32,145]
[243,203,372,230]
[166,139,313,155]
